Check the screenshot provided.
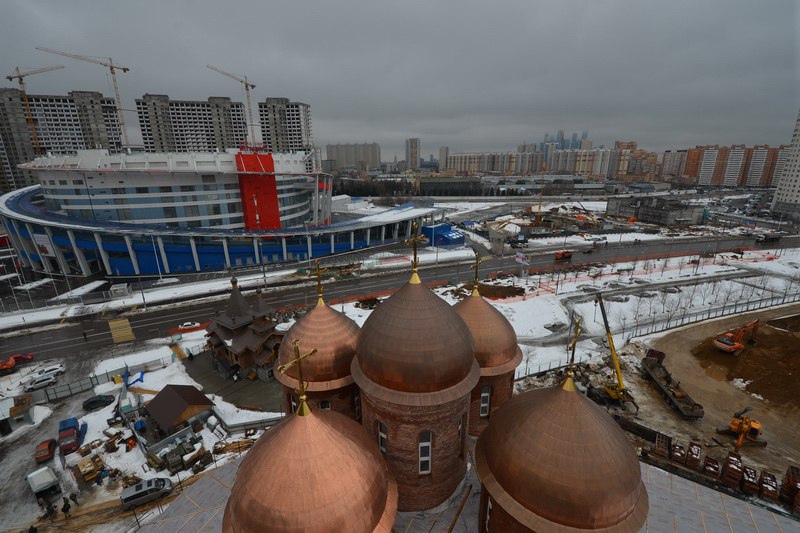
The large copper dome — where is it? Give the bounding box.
[475,380,648,532]
[453,290,522,374]
[223,409,397,532]
[355,277,476,393]
[275,298,360,391]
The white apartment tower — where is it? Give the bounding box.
[698,148,719,186]
[136,94,248,153]
[771,108,800,222]
[0,88,121,192]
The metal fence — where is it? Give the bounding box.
[626,290,800,340]
[515,353,591,381]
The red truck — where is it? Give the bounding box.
[57,418,86,455]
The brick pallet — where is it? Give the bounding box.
[742,466,759,496]
[686,442,703,470]
[721,453,744,489]
[759,471,779,502]
[670,444,686,465]
[780,465,799,505]
[703,457,721,479]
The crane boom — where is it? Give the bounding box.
[206,64,257,145]
[596,293,627,394]
[36,47,130,146]
[6,65,65,155]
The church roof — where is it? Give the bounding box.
[453,290,522,375]
[475,378,649,532]
[223,409,397,533]
[146,385,214,431]
[275,298,360,392]
[214,277,253,330]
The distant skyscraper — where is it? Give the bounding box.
[259,97,313,153]
[698,147,719,186]
[570,132,579,149]
[771,108,800,221]
[0,88,121,191]
[439,146,450,170]
[405,138,420,170]
[136,94,248,153]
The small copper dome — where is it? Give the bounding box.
[356,278,475,393]
[223,409,397,532]
[453,291,522,373]
[275,298,360,391]
[475,380,648,532]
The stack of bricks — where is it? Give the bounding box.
[780,466,799,512]
[703,456,721,479]
[742,466,759,496]
[653,433,672,459]
[686,442,703,470]
[720,453,744,489]
[759,471,779,502]
[670,444,686,465]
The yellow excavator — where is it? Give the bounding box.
[588,293,637,411]
[717,406,767,451]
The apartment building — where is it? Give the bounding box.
[405,138,420,170]
[135,94,248,153]
[325,143,381,171]
[0,88,121,191]
[771,108,800,222]
[259,98,312,153]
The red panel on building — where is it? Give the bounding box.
[235,151,281,230]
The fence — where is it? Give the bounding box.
[515,353,591,381]
[626,290,800,340]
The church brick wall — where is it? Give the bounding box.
[282,383,358,420]
[469,372,515,436]
[361,392,470,511]
[478,487,530,532]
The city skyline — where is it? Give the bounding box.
[1,0,797,158]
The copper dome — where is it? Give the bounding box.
[355,277,476,393]
[475,380,649,532]
[223,409,397,532]
[275,298,360,391]
[453,291,522,374]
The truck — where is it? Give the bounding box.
[640,350,704,420]
[554,250,573,261]
[57,417,86,455]
[755,233,781,243]
[27,466,61,502]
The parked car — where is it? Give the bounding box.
[177,321,200,330]
[27,363,65,381]
[83,394,116,411]
[34,439,57,463]
[10,353,34,365]
[120,478,173,510]
[24,374,57,392]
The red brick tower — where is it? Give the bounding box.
[275,267,361,419]
[352,237,479,511]
[475,375,649,532]
[453,277,521,436]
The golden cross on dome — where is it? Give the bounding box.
[277,339,318,416]
[403,221,426,283]
[308,260,329,303]
[470,251,486,295]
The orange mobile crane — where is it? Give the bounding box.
[713,319,760,354]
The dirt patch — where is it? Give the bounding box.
[769,313,800,333]
[691,323,800,409]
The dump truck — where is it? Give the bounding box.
[640,349,704,420]
[58,417,86,455]
[27,466,61,502]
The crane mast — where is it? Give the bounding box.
[5,65,64,155]
[35,47,130,146]
[206,65,257,145]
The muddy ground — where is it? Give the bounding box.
[645,303,800,477]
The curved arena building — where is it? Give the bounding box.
[0,149,436,278]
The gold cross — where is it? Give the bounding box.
[307,260,329,301]
[403,221,427,274]
[470,251,486,294]
[277,339,318,416]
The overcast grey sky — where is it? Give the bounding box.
[2,0,798,160]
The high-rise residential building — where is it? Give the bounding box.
[698,147,719,186]
[771,146,789,186]
[771,108,800,222]
[722,145,748,187]
[136,94,248,153]
[662,150,688,178]
[325,143,381,171]
[438,146,450,171]
[0,88,121,191]
[405,138,420,170]
[259,97,313,154]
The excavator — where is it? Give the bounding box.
[588,294,637,412]
[717,406,767,451]
[713,319,760,354]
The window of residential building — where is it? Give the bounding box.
[419,430,432,474]
[480,384,491,417]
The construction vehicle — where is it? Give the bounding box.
[5,65,64,155]
[588,294,637,411]
[717,407,767,451]
[554,250,573,261]
[640,349,704,419]
[713,320,760,354]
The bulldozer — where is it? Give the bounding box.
[713,320,760,354]
[717,406,767,451]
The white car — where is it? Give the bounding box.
[178,321,200,330]
[24,374,58,392]
[27,363,66,381]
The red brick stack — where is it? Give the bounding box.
[759,471,779,502]
[703,457,720,479]
[780,465,799,511]
[686,442,703,470]
[670,444,686,465]
[742,466,759,496]
[720,453,743,489]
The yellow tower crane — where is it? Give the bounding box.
[5,65,64,155]
[35,47,130,146]
[206,65,257,145]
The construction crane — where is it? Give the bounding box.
[713,319,761,354]
[35,47,130,146]
[592,293,637,410]
[717,406,767,451]
[206,64,257,145]
[5,65,64,155]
